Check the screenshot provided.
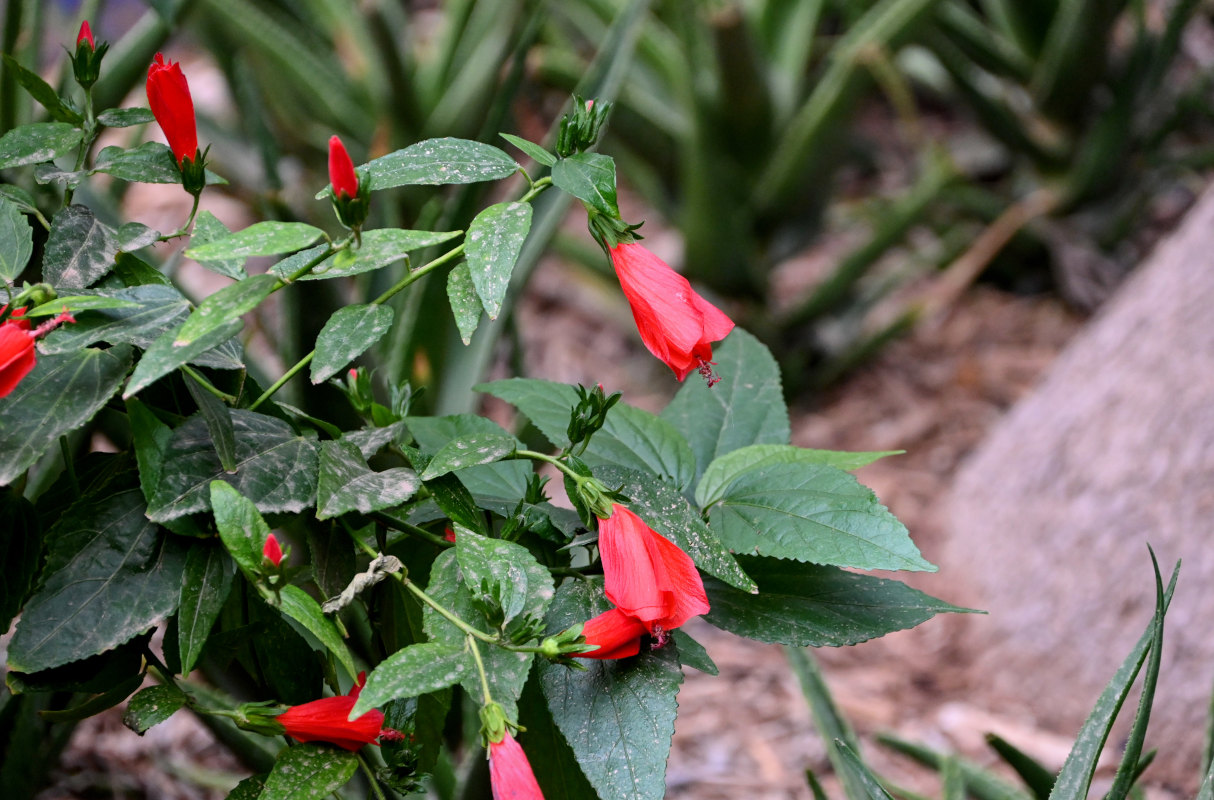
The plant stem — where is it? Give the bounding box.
[369,243,465,307]
[248,352,313,411]
[512,449,581,481]
[370,511,452,548]
[357,753,388,800]
[468,635,494,705]
[181,365,238,403]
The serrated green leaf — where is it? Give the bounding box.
[43,205,120,289]
[710,461,934,572]
[0,492,41,633]
[185,372,237,473]
[125,317,244,397]
[97,107,156,128]
[0,345,133,486]
[352,643,470,717]
[447,261,483,344]
[123,685,188,734]
[670,629,718,675]
[0,198,33,281]
[311,304,394,384]
[363,137,518,190]
[7,489,188,672]
[465,202,532,319]
[539,579,682,800]
[499,133,557,167]
[551,152,619,217]
[272,229,461,282]
[148,411,320,522]
[517,667,597,797]
[423,551,533,720]
[404,415,529,499]
[189,211,248,279]
[26,295,140,316]
[0,122,82,169]
[704,556,972,645]
[697,444,903,506]
[185,222,324,261]
[316,440,419,520]
[1,56,82,123]
[277,584,359,679]
[661,329,790,485]
[455,530,554,624]
[420,433,517,480]
[92,143,184,185]
[592,465,756,593]
[261,744,358,800]
[178,540,236,676]
[478,378,697,489]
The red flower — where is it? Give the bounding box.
[328,135,359,199]
[77,21,94,49]
[277,673,385,751]
[608,242,734,383]
[263,534,283,567]
[598,504,709,632]
[488,732,545,800]
[0,308,34,399]
[578,607,650,660]
[146,54,198,166]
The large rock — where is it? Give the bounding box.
[945,184,1214,789]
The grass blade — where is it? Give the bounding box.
[984,733,1055,800]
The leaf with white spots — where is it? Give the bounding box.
[0,122,83,169]
[184,221,324,261]
[188,211,247,279]
[261,743,358,800]
[43,205,120,289]
[272,229,461,281]
[551,152,619,217]
[455,530,553,625]
[315,440,419,520]
[362,137,518,190]
[447,261,483,344]
[92,142,226,186]
[311,304,394,383]
[419,433,516,480]
[0,197,32,281]
[465,201,531,319]
[123,685,188,734]
[351,643,470,717]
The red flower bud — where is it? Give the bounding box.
[328,135,358,199]
[277,673,385,751]
[607,242,734,383]
[77,21,95,50]
[488,731,545,799]
[263,534,283,567]
[146,54,198,167]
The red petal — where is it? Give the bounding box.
[0,324,35,399]
[598,505,674,624]
[278,694,384,752]
[146,54,198,165]
[489,733,545,799]
[328,135,359,199]
[577,607,647,660]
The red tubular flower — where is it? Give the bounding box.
[608,242,734,383]
[77,21,94,49]
[277,673,385,751]
[488,732,545,800]
[146,54,198,167]
[0,308,35,399]
[328,135,359,199]
[578,607,650,660]
[263,534,283,567]
[598,504,709,632]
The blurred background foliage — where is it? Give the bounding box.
[4,0,1212,402]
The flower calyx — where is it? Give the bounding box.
[555,95,611,158]
[565,383,622,455]
[71,21,108,89]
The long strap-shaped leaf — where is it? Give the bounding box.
[1047,556,1180,800]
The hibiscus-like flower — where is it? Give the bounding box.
[146,54,198,168]
[488,731,545,799]
[0,306,74,400]
[608,242,734,384]
[277,673,385,751]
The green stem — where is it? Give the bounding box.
[248,352,313,411]
[467,636,494,705]
[402,579,498,645]
[511,449,582,481]
[370,512,452,548]
[181,365,238,403]
[357,753,388,800]
[369,243,465,307]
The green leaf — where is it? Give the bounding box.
[184,222,325,261]
[499,133,557,167]
[97,108,156,128]
[272,229,461,282]
[40,284,242,371]
[363,138,518,190]
[148,410,320,522]
[0,184,39,213]
[478,378,696,489]
[0,492,42,634]
[185,372,237,473]
[423,551,534,720]
[539,579,683,800]
[91,142,227,186]
[0,57,82,123]
[123,685,188,734]
[592,465,756,593]
[697,444,902,506]
[670,629,718,675]
[0,122,82,168]
[661,329,790,485]
[517,667,598,798]
[465,201,532,319]
[261,744,358,800]
[351,642,470,717]
[419,433,517,480]
[447,261,483,344]
[177,540,236,676]
[710,461,935,572]
[189,211,248,280]
[455,530,554,624]
[0,197,33,281]
[704,556,973,645]
[310,304,394,384]
[277,584,359,679]
[26,295,140,316]
[7,489,188,672]
[43,205,120,289]
[316,440,419,520]
[0,345,133,486]
[835,740,897,800]
[209,481,272,576]
[551,152,619,217]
